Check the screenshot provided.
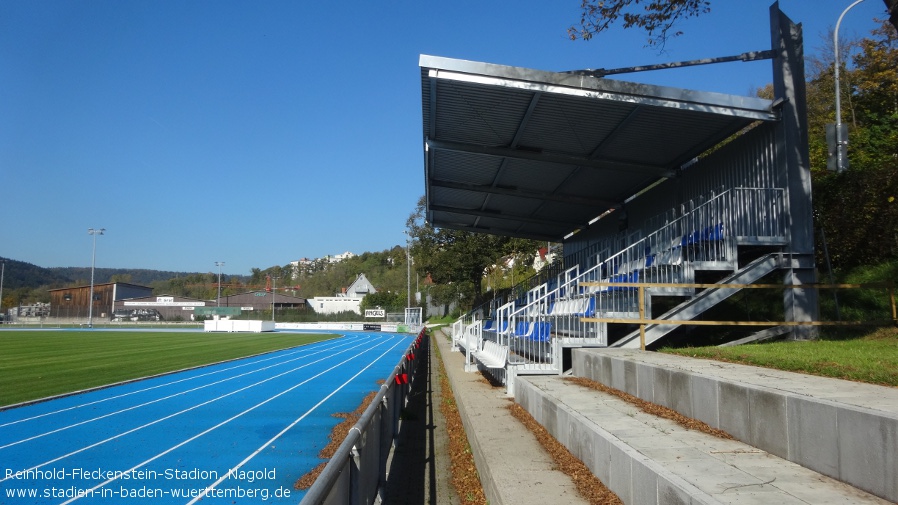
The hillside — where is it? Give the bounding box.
[0,258,74,290]
[0,257,208,290]
[0,247,412,307]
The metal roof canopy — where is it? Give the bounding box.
[420,54,780,242]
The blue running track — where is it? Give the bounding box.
[0,331,413,504]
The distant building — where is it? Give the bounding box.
[291,252,355,277]
[219,290,306,313]
[328,251,356,263]
[48,282,153,320]
[308,273,376,315]
[112,294,209,322]
[532,245,560,271]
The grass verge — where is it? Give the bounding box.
[0,330,336,406]
[661,327,898,387]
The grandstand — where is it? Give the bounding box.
[423,5,817,391]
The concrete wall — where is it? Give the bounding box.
[204,319,275,332]
[571,349,898,502]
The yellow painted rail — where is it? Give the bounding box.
[578,281,897,350]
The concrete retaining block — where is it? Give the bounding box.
[571,348,898,503]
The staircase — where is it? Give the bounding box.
[613,252,787,348]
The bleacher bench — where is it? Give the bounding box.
[471,340,509,369]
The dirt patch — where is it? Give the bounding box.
[507,402,622,505]
[564,376,733,439]
[294,390,379,490]
[435,338,488,504]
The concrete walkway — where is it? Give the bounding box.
[433,328,590,505]
[380,329,458,504]
[433,328,896,504]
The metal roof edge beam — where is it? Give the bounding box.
[430,205,586,229]
[435,222,561,242]
[430,178,619,209]
[424,62,777,122]
[425,138,675,178]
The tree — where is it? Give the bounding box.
[569,1,898,48]
[360,291,405,313]
[569,0,710,48]
[406,196,540,310]
[807,20,898,270]
[886,0,898,32]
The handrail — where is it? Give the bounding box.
[300,330,423,504]
[580,281,897,350]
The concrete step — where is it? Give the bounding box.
[570,348,898,502]
[516,374,890,505]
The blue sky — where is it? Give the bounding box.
[0,0,887,276]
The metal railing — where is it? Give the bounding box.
[300,329,425,505]
[580,281,898,349]
[451,188,791,383]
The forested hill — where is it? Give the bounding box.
[48,267,201,286]
[0,258,207,290]
[0,247,413,308]
[0,258,73,290]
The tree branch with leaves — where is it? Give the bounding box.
[569,0,711,48]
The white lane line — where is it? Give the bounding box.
[0,339,364,444]
[0,336,356,429]
[0,336,388,484]
[0,342,357,450]
[58,336,399,504]
[187,335,408,504]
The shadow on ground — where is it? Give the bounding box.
[381,335,442,504]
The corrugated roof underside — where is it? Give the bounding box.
[421,59,772,241]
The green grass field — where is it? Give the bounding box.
[0,330,336,407]
[661,327,898,387]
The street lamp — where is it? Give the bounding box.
[405,231,411,308]
[271,275,280,322]
[831,0,868,172]
[215,261,225,307]
[0,260,6,324]
[87,228,105,328]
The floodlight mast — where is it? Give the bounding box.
[215,261,225,307]
[0,260,5,324]
[271,275,280,323]
[87,228,105,328]
[405,231,411,308]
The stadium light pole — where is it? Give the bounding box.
[832,0,868,172]
[87,228,105,328]
[406,233,411,308]
[271,275,280,323]
[0,260,5,324]
[215,261,225,307]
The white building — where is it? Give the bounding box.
[328,251,356,263]
[307,273,376,315]
[291,252,356,276]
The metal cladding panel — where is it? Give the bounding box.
[433,79,533,147]
[559,167,649,202]
[599,108,748,165]
[517,93,638,156]
[494,158,578,192]
[537,199,599,222]
[431,208,478,228]
[431,150,501,185]
[420,55,777,241]
[430,185,488,209]
[483,192,550,215]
